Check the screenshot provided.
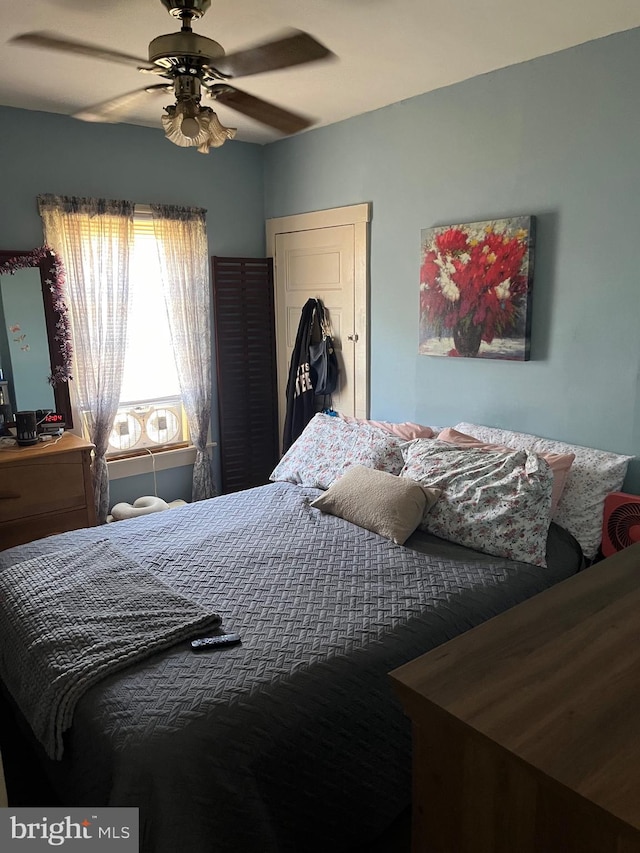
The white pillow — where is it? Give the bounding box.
[401,439,554,567]
[110,496,169,520]
[270,413,404,490]
[455,423,633,559]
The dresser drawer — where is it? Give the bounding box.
[0,452,86,523]
[0,508,93,551]
[0,434,96,549]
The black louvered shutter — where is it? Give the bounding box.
[212,256,279,494]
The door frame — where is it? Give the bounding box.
[266,202,371,421]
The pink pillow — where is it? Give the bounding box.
[437,427,575,514]
[341,415,434,440]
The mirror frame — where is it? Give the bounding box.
[0,248,73,428]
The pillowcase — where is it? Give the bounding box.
[455,422,633,559]
[401,440,554,567]
[270,413,405,490]
[340,415,435,440]
[438,427,574,515]
[310,465,441,544]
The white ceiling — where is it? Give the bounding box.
[2,0,639,145]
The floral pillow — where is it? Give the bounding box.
[270,413,404,490]
[401,440,554,567]
[438,427,574,515]
[455,422,633,559]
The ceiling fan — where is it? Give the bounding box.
[10,0,334,153]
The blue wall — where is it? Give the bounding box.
[0,106,265,254]
[264,27,640,492]
[0,105,265,502]
[2,25,639,503]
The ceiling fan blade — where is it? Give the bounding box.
[10,31,156,71]
[73,84,173,124]
[206,84,313,135]
[209,30,333,79]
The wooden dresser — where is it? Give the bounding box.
[0,433,96,550]
[390,542,640,853]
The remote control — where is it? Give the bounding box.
[191,633,242,652]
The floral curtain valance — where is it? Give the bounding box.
[38,194,135,219]
[150,203,207,223]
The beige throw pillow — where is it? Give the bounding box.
[310,465,440,545]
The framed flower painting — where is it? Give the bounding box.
[419,215,536,360]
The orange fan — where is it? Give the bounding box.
[601,492,640,557]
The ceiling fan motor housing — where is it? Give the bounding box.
[161,0,212,19]
[149,32,225,68]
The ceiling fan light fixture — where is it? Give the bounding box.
[180,115,201,139]
[162,102,237,153]
[10,4,332,149]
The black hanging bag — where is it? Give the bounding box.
[309,300,339,396]
[282,298,317,452]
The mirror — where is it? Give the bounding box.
[0,248,73,428]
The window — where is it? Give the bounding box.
[40,193,214,519]
[105,210,187,456]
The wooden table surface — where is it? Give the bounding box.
[391,542,640,837]
[0,431,92,462]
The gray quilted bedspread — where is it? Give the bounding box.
[0,482,579,853]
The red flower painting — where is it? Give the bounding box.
[419,216,535,360]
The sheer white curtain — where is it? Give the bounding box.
[39,194,134,523]
[150,204,214,501]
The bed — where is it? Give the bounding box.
[0,415,630,853]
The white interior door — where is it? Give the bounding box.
[275,225,354,417]
[267,204,370,446]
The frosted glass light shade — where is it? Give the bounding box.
[162,105,237,153]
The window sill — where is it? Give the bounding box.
[107,443,216,480]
